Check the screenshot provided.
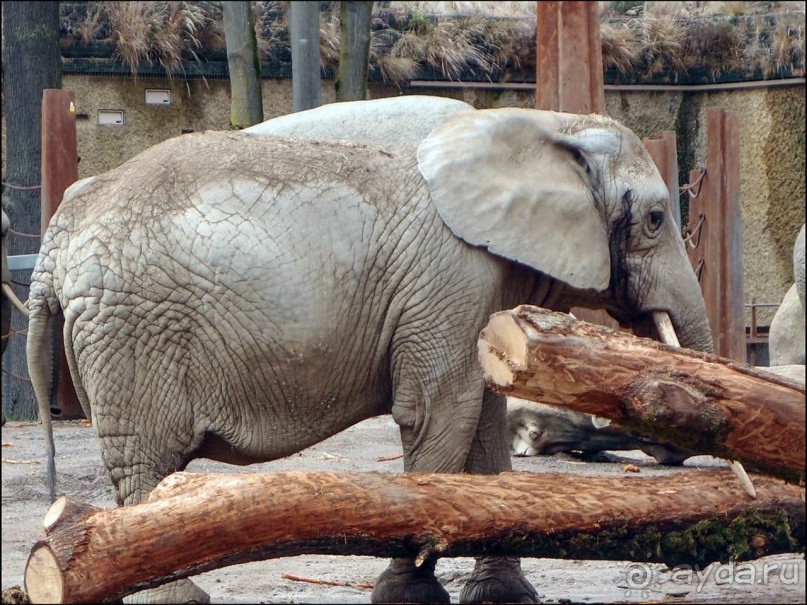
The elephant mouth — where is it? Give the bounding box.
[608,310,661,341]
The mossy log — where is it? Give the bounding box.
[25,469,804,604]
[478,306,805,484]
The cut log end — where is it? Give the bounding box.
[25,544,63,605]
[478,312,529,388]
[43,497,68,531]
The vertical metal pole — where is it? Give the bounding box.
[41,88,82,419]
[289,1,321,112]
[643,131,681,229]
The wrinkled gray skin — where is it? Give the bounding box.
[507,399,692,465]
[769,224,806,366]
[27,102,714,604]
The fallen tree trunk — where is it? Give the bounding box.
[478,306,806,484]
[26,469,804,604]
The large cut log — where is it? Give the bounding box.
[26,469,804,604]
[478,305,806,484]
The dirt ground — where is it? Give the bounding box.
[2,417,804,604]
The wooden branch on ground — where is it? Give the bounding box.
[26,469,804,604]
[478,305,806,484]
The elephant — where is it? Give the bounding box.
[27,105,714,604]
[507,398,692,465]
[243,94,475,145]
[769,224,806,366]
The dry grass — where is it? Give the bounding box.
[68,1,805,85]
[79,1,224,77]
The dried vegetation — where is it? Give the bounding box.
[60,1,805,84]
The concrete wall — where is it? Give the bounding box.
[2,75,803,327]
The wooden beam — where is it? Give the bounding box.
[478,306,805,484]
[25,469,804,604]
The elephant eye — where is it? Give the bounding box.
[571,148,591,175]
[646,210,665,234]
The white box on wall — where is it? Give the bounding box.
[145,89,171,105]
[98,109,124,125]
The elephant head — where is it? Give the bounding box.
[417,108,714,352]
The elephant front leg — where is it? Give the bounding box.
[372,354,485,604]
[459,390,542,605]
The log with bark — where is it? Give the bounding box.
[25,469,804,604]
[478,305,806,484]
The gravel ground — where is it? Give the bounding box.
[2,417,804,603]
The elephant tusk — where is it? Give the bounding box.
[652,310,757,499]
[727,459,758,499]
[651,310,680,346]
[2,282,29,318]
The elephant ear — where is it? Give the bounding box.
[417,108,614,291]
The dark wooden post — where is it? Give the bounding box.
[686,110,744,361]
[643,131,681,229]
[40,89,82,419]
[536,1,604,114]
[535,1,616,329]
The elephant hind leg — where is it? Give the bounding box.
[460,390,541,604]
[96,423,210,603]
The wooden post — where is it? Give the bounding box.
[690,109,745,362]
[40,89,82,420]
[535,1,604,114]
[536,1,615,329]
[643,131,681,229]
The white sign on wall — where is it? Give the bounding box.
[98,109,124,126]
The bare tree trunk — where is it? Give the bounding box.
[478,306,806,484]
[289,1,321,111]
[1,1,62,421]
[223,1,264,129]
[25,469,803,604]
[335,1,373,102]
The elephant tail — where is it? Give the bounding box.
[26,268,58,502]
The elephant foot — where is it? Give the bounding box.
[639,444,691,466]
[459,557,541,604]
[371,557,450,604]
[123,578,210,604]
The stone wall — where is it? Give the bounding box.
[2,75,804,326]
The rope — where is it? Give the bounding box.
[692,257,705,281]
[680,169,707,199]
[2,367,32,383]
[1,181,41,190]
[2,328,28,341]
[683,213,706,249]
[9,228,41,239]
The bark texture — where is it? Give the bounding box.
[223,1,264,128]
[1,1,62,420]
[25,469,804,604]
[335,1,373,101]
[479,306,805,484]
